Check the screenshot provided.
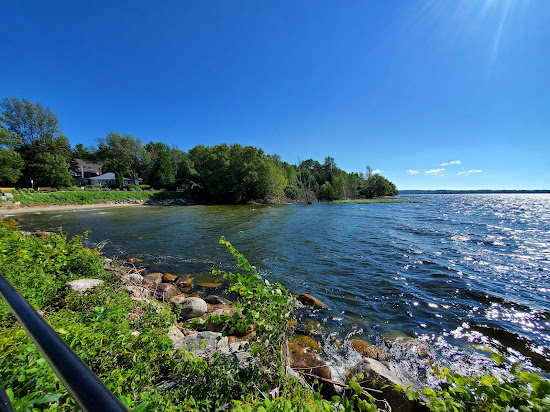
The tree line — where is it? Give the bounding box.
[0,97,398,203]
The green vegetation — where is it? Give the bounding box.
[0,220,549,411]
[1,97,398,203]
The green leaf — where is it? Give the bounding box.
[133,401,150,412]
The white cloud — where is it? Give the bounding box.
[406,169,419,175]
[457,169,483,176]
[441,160,461,166]
[372,169,381,174]
[425,168,445,175]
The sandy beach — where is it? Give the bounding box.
[0,202,146,216]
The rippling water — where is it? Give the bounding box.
[16,194,550,381]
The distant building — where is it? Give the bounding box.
[88,172,138,187]
[70,159,103,183]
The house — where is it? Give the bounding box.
[70,159,103,183]
[88,173,138,187]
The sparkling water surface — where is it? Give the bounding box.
[17,194,550,381]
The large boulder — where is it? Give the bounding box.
[65,279,104,293]
[296,293,328,310]
[348,358,428,412]
[179,297,208,319]
[154,283,180,300]
[4,192,14,199]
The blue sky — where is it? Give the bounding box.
[1,0,549,190]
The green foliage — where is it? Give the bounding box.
[28,152,74,187]
[422,362,550,412]
[0,148,24,185]
[361,174,398,198]
[9,189,155,205]
[144,141,176,189]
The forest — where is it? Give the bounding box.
[0,97,398,204]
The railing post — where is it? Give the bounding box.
[0,274,128,411]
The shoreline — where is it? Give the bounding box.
[0,202,146,216]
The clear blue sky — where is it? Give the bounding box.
[2,0,549,190]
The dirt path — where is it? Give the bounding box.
[0,202,146,216]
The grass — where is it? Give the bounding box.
[4,190,189,205]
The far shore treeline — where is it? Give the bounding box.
[0,97,397,204]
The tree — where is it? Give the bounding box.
[361,174,398,198]
[0,97,61,146]
[73,143,97,161]
[0,149,24,185]
[97,132,144,180]
[144,142,176,189]
[28,153,74,187]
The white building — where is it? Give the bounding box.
[88,173,138,187]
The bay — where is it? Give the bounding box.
[16,193,550,379]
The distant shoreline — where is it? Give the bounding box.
[399,190,550,195]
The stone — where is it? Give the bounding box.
[173,331,229,357]
[296,293,328,310]
[198,281,222,288]
[162,273,178,282]
[65,279,104,293]
[120,273,144,286]
[142,275,162,288]
[290,335,320,352]
[153,283,180,300]
[175,276,193,292]
[350,339,389,361]
[4,192,14,199]
[123,285,151,300]
[219,341,256,369]
[179,297,208,319]
[169,294,187,305]
[392,337,434,359]
[348,358,428,412]
[203,295,229,305]
[149,272,163,278]
[205,307,239,333]
[0,196,6,201]
[167,325,185,346]
[290,351,331,381]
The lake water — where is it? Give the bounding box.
[16,194,550,382]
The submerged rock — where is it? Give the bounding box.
[162,273,178,282]
[65,279,104,293]
[296,293,328,310]
[179,297,208,319]
[175,276,193,292]
[350,339,389,361]
[290,335,320,353]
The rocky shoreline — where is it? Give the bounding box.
[61,251,429,412]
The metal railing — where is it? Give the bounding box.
[0,274,128,411]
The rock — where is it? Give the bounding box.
[290,351,331,381]
[142,275,162,288]
[130,331,141,337]
[126,257,142,263]
[198,281,222,289]
[167,325,185,346]
[169,294,187,305]
[123,285,151,300]
[0,196,6,201]
[173,331,229,357]
[203,295,229,305]
[207,303,233,313]
[296,293,328,310]
[392,337,434,359]
[205,307,238,333]
[188,293,200,298]
[290,335,320,352]
[121,273,144,286]
[162,273,178,282]
[65,279,104,293]
[219,341,256,369]
[153,283,180,300]
[175,276,193,292]
[350,339,389,361]
[4,192,14,199]
[179,297,208,319]
[348,358,427,412]
[149,272,163,278]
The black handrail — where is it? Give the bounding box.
[0,274,128,412]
